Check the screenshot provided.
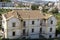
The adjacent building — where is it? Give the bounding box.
[54,0,60,13]
[2,10,57,39]
[0,14,2,29]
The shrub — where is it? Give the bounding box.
[31,5,39,10]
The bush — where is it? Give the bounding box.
[51,7,58,14]
[31,5,39,10]
[42,7,49,13]
[0,9,12,14]
[1,0,11,2]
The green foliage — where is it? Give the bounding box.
[0,0,11,2]
[5,0,11,2]
[51,8,58,14]
[31,5,39,10]
[56,28,60,37]
[42,7,49,13]
[0,9,12,14]
[54,14,60,31]
[0,26,2,30]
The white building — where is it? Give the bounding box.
[2,10,57,39]
[54,0,60,13]
[0,2,15,7]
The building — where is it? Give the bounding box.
[2,10,57,39]
[0,2,15,7]
[54,0,60,13]
[57,0,60,13]
[0,14,2,29]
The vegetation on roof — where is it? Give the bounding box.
[0,9,12,14]
[31,5,39,10]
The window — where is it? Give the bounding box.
[23,21,26,27]
[49,35,52,38]
[50,28,52,32]
[40,28,42,33]
[32,29,34,33]
[12,22,15,27]
[32,21,34,25]
[0,0,2,2]
[51,20,53,24]
[23,29,25,35]
[40,23,42,26]
[12,32,15,36]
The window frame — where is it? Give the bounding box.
[12,22,16,27]
[12,31,15,36]
[32,29,34,33]
[49,35,52,38]
[23,21,26,27]
[51,20,53,24]
[40,28,42,33]
[23,29,25,35]
[40,23,42,26]
[32,21,34,25]
[50,28,52,32]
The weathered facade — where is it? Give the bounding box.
[2,10,57,39]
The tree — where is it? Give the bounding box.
[5,0,11,2]
[31,5,39,10]
[42,6,49,13]
[0,9,12,14]
[0,0,11,2]
[51,7,58,14]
